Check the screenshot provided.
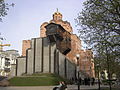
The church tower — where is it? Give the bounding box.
[40,10,73,37]
[53,9,62,21]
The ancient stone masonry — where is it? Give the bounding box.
[39,11,95,77]
[45,23,71,55]
[21,10,95,78]
[17,37,76,80]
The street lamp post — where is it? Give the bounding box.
[96,64,100,90]
[76,54,80,90]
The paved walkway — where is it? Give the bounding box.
[68,85,109,90]
[0,85,109,90]
[0,86,53,90]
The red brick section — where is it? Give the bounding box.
[66,34,82,62]
[79,50,95,77]
[22,40,31,56]
[66,34,95,77]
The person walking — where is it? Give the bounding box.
[91,77,95,85]
[60,81,67,90]
[53,81,62,90]
[53,81,67,90]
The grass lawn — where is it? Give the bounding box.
[9,73,69,86]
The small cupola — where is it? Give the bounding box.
[53,8,62,21]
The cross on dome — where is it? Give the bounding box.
[53,8,62,21]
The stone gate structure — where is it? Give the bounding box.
[16,37,76,80]
[14,10,95,79]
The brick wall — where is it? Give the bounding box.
[66,34,82,62]
[22,40,31,56]
[79,50,95,77]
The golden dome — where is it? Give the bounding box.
[53,8,62,16]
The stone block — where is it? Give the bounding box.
[27,49,33,74]
[50,43,56,73]
[43,38,50,73]
[17,57,26,76]
[66,59,76,79]
[35,38,42,72]
[58,52,65,78]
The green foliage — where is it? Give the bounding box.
[79,0,120,35]
[0,0,7,21]
[9,73,69,86]
[0,0,14,21]
[76,0,120,79]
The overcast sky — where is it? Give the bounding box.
[0,0,85,55]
